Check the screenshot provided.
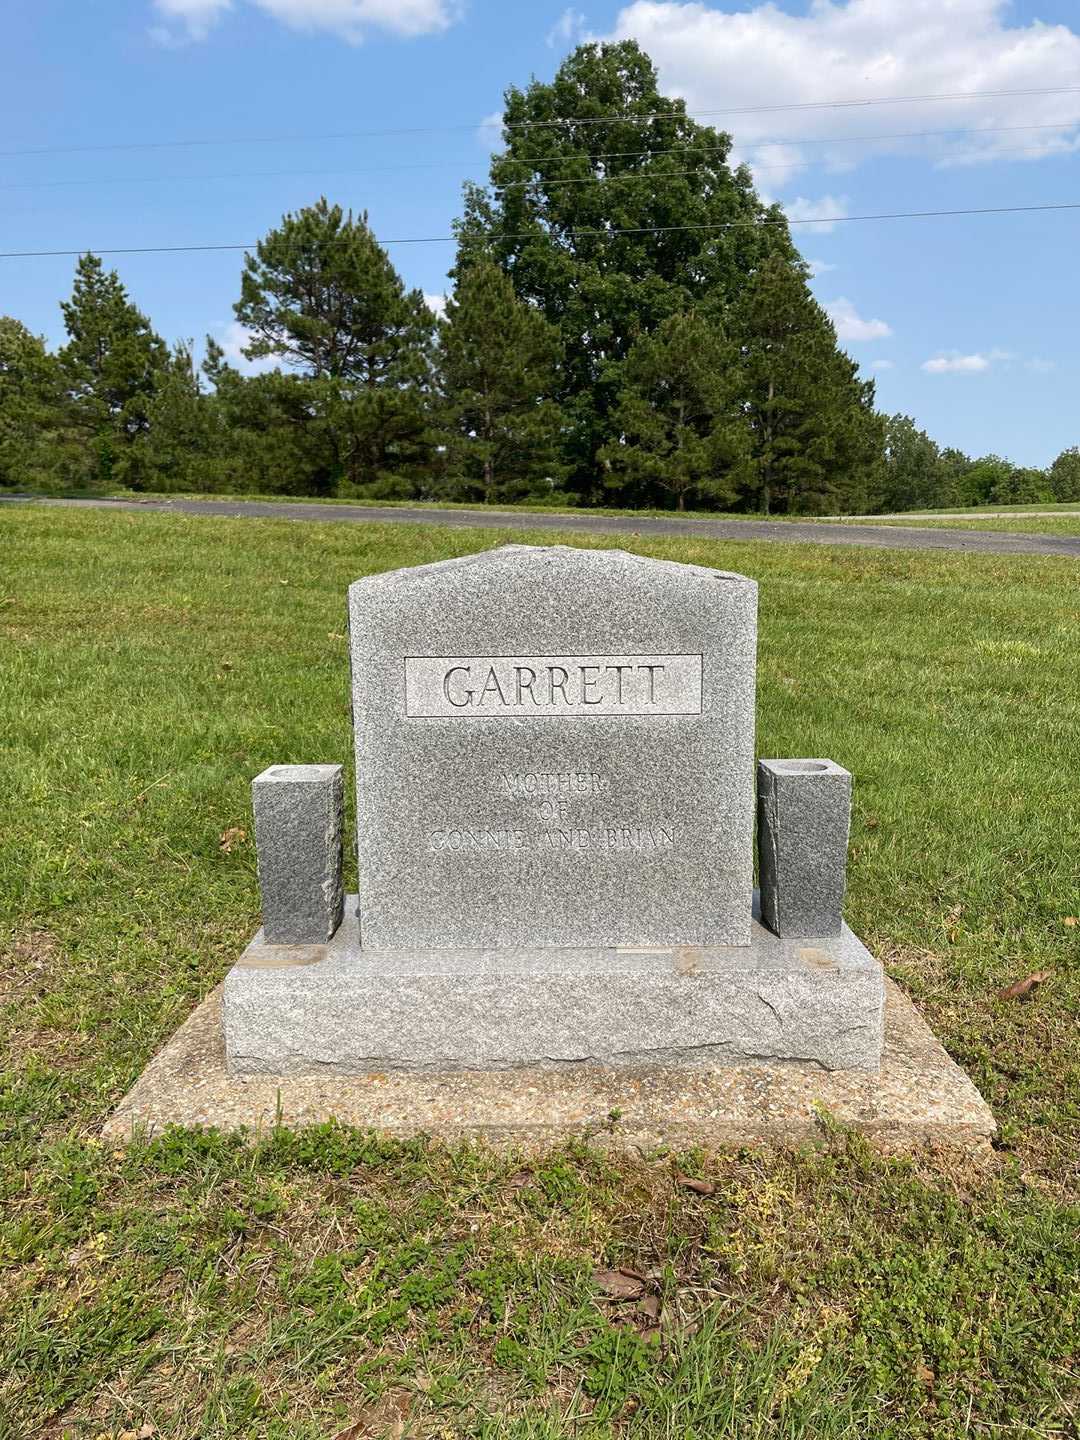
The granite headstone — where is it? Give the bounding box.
[347,544,758,949]
[225,544,885,1075]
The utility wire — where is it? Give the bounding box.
[2,124,1074,195]
[9,146,1064,200]
[491,144,1076,189]
[1,83,1079,158]
[3,201,1078,259]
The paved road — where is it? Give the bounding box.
[12,494,1080,559]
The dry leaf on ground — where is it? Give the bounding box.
[332,1392,411,1439]
[675,1173,716,1195]
[593,1267,646,1300]
[219,826,246,852]
[997,970,1052,1001]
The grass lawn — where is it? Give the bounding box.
[1,506,1078,1439]
[20,486,1080,534]
[846,515,1080,537]
[872,502,1080,517]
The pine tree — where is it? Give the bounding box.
[234,199,436,487]
[438,260,563,501]
[59,254,168,486]
[454,40,793,499]
[598,311,745,510]
[730,252,881,515]
[201,338,340,496]
[0,318,78,490]
[140,342,231,493]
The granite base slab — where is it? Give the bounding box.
[221,896,884,1075]
[103,978,995,1155]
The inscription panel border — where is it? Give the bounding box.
[402,652,704,719]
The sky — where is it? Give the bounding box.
[2,0,1078,468]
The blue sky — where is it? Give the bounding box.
[2,0,1078,468]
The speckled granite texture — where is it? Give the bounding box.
[347,545,758,949]
[758,759,852,939]
[252,764,344,944]
[222,896,884,1074]
[104,977,995,1155]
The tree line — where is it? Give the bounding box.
[1,42,1075,515]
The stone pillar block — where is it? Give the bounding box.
[757,759,851,939]
[252,764,344,944]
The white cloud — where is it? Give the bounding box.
[871,359,895,370]
[783,194,849,234]
[547,7,589,50]
[607,0,1080,184]
[824,297,892,342]
[732,140,803,189]
[212,321,278,373]
[805,258,838,278]
[253,0,458,41]
[152,0,231,41]
[1025,356,1055,373]
[424,292,447,320]
[152,0,457,43]
[477,110,504,152]
[922,352,992,374]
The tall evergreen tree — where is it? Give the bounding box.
[0,318,76,489]
[201,338,340,496]
[139,342,232,493]
[438,261,564,501]
[59,254,168,486]
[234,199,436,487]
[598,310,745,510]
[454,40,793,499]
[730,252,881,515]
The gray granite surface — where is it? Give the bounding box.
[347,545,758,949]
[222,895,884,1075]
[105,977,995,1156]
[252,764,344,944]
[758,759,852,938]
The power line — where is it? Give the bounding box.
[1,84,1078,159]
[509,86,1080,125]
[2,123,1074,195]
[739,120,1078,151]
[3,200,1078,260]
[492,144,1077,190]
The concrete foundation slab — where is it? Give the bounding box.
[221,897,885,1075]
[103,978,995,1156]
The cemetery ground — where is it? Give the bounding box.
[14,494,1080,554]
[1,506,1077,1439]
[837,514,1080,538]
[38,488,1080,532]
